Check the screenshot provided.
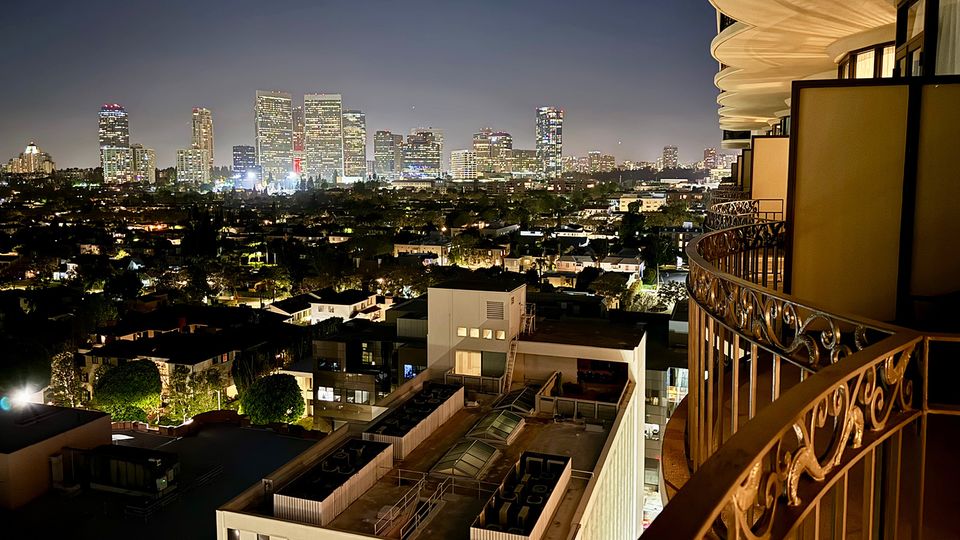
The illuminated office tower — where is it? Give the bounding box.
[509,149,540,176]
[98,104,129,148]
[233,145,257,178]
[191,107,214,170]
[254,90,293,181]
[342,110,367,181]
[403,130,441,178]
[489,131,513,173]
[411,127,444,172]
[131,144,156,183]
[702,147,718,169]
[450,149,478,179]
[374,131,403,178]
[292,105,305,176]
[536,106,563,178]
[472,128,493,173]
[661,145,679,169]
[304,93,344,182]
[588,151,615,173]
[177,148,211,185]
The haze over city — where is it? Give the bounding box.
[1,0,719,167]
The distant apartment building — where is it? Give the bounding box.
[702,147,718,169]
[588,151,616,173]
[450,149,477,179]
[177,148,211,185]
[304,93,344,182]
[254,90,294,181]
[536,106,563,178]
[292,105,305,175]
[661,145,678,169]
[411,126,444,172]
[373,130,403,179]
[4,141,55,174]
[98,103,129,148]
[101,146,134,183]
[191,107,214,170]
[130,144,156,183]
[488,131,513,173]
[341,110,366,181]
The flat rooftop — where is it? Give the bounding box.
[327,401,609,539]
[278,439,392,502]
[431,279,525,293]
[0,404,108,454]
[364,383,461,437]
[523,318,645,349]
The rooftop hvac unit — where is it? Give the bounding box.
[499,501,512,526]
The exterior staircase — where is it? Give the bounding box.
[502,304,536,393]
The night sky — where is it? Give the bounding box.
[1,1,719,168]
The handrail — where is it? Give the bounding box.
[705,199,784,230]
[645,331,922,539]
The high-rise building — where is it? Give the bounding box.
[450,149,477,179]
[536,107,563,178]
[341,110,367,181]
[562,155,589,174]
[4,141,55,174]
[131,144,156,183]
[292,105,305,176]
[472,128,493,174]
[101,147,134,183]
[304,93,344,182]
[191,107,214,171]
[508,149,539,176]
[412,127,444,172]
[587,152,615,173]
[254,90,293,181]
[373,131,403,179]
[489,131,513,173]
[661,145,679,169]
[403,130,441,178]
[98,104,129,149]
[702,147,718,169]
[176,148,211,185]
[233,145,257,179]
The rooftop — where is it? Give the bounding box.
[431,279,525,293]
[88,332,238,366]
[0,404,108,454]
[522,318,645,350]
[277,439,392,502]
[364,383,461,437]
[311,288,373,306]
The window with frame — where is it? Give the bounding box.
[457,326,468,337]
[496,330,506,340]
[470,328,480,338]
[455,350,482,376]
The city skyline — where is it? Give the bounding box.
[1,1,719,168]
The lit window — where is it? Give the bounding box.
[317,386,335,401]
[496,330,506,340]
[455,350,482,376]
[470,328,480,338]
[457,327,467,337]
[483,329,493,339]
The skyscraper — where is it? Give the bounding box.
[472,128,493,174]
[131,144,156,183]
[292,105,305,176]
[191,107,214,171]
[177,148,211,185]
[5,141,55,174]
[254,90,293,181]
[98,104,129,148]
[489,131,513,173]
[403,130,441,178]
[101,147,134,183]
[374,130,403,179]
[341,110,366,180]
[412,127,444,172]
[702,147,718,169]
[509,149,539,176]
[661,145,679,169]
[451,149,478,179]
[304,93,344,182]
[233,145,257,179]
[536,107,563,178]
[588,151,615,173]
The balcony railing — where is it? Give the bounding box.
[646,198,951,539]
[705,198,784,231]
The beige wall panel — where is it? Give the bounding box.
[740,149,753,191]
[751,137,790,210]
[911,84,960,297]
[791,85,908,321]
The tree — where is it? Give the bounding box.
[48,352,84,408]
[590,272,629,307]
[92,360,162,421]
[240,374,304,425]
[167,365,225,423]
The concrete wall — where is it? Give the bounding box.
[750,137,789,207]
[427,285,525,370]
[0,413,111,509]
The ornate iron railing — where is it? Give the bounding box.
[705,199,784,231]
[647,199,936,539]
